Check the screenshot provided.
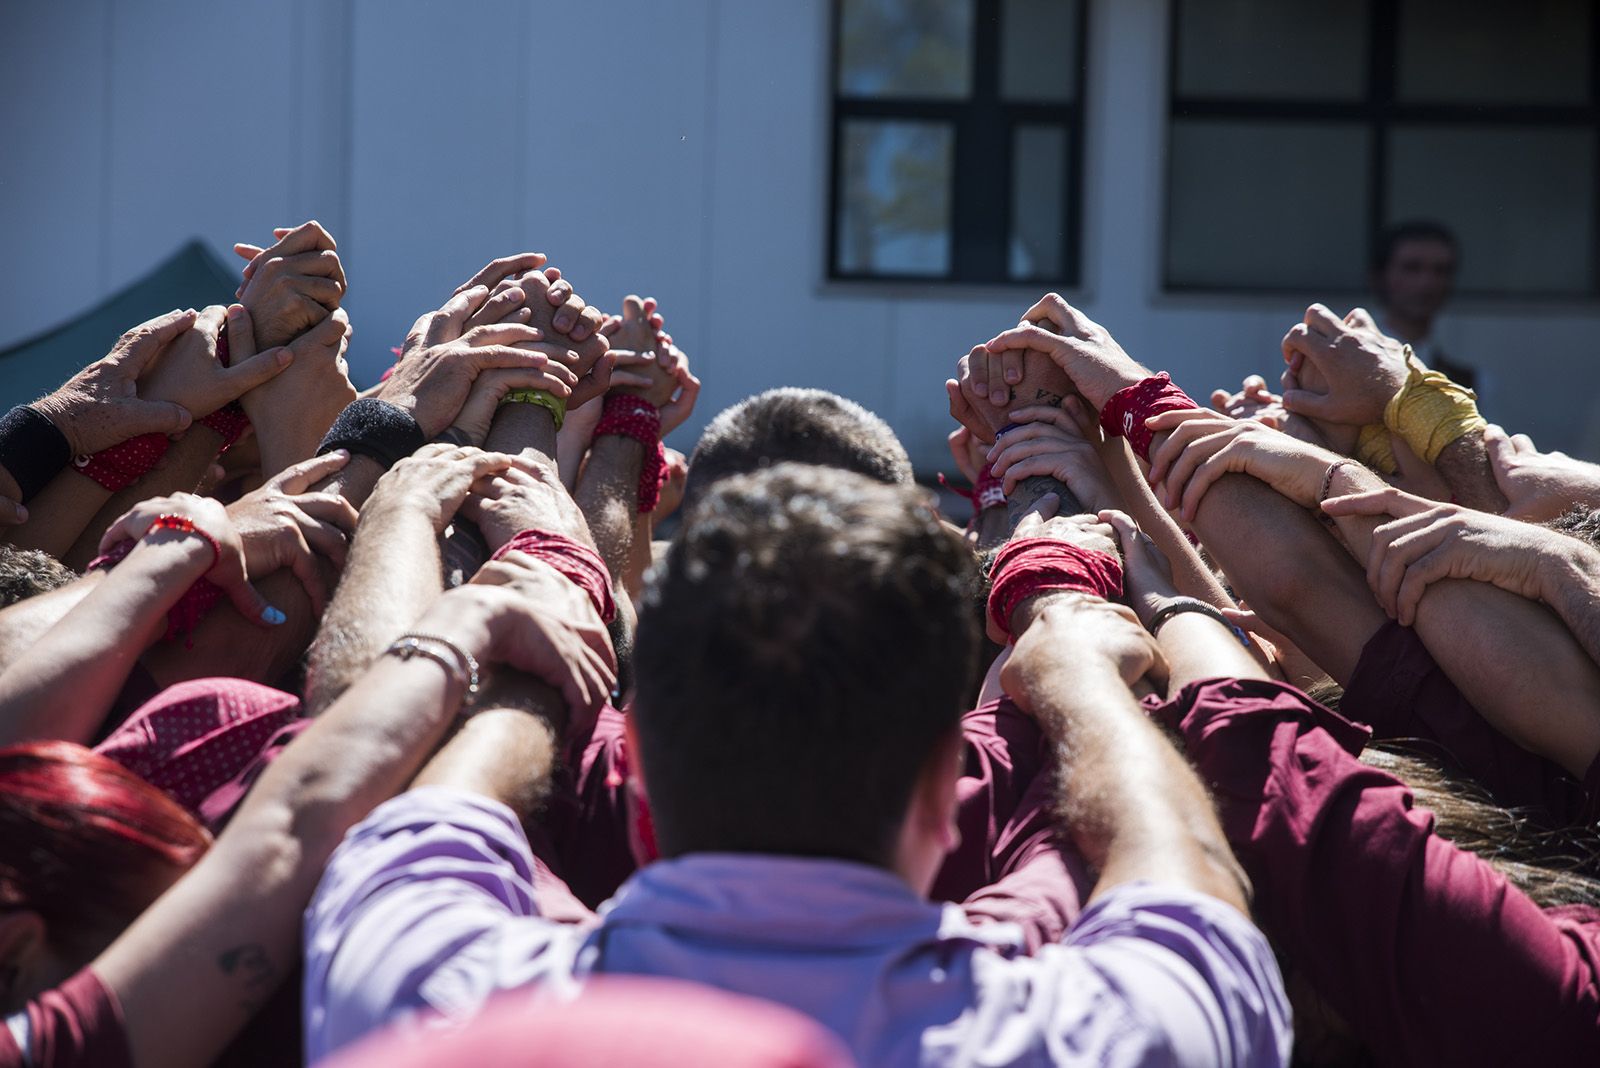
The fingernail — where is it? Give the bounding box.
[277,349,293,366]
[261,606,286,625]
[15,505,27,522]
[334,448,350,459]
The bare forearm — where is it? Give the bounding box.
[0,537,204,744]
[1006,475,1083,527]
[576,435,643,593]
[412,671,564,818]
[1035,662,1248,911]
[99,650,466,1068]
[1105,438,1234,609]
[64,428,224,569]
[1157,613,1268,694]
[3,469,112,558]
[1546,542,1600,669]
[486,403,558,467]
[1326,464,1600,774]
[305,505,444,713]
[1434,432,1508,514]
[622,514,653,600]
[1191,471,1383,685]
[973,506,1009,551]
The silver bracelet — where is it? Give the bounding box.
[384,633,481,697]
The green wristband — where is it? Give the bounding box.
[498,388,566,430]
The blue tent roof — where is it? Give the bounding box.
[0,241,238,409]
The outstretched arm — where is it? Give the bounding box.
[1159,681,1600,1065]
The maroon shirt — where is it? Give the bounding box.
[1156,676,1600,1065]
[1344,619,1600,825]
[0,970,130,1068]
[543,699,1091,947]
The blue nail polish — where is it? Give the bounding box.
[262,606,286,625]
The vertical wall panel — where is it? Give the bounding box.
[0,0,112,346]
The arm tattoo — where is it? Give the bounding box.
[1007,475,1086,528]
[217,942,279,1014]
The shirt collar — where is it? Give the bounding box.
[599,853,1020,952]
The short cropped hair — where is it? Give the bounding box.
[633,463,979,865]
[0,545,75,607]
[684,389,913,507]
[1371,219,1459,274]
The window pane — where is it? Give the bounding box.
[1398,0,1591,105]
[835,120,954,276]
[1000,0,1079,103]
[1174,0,1367,101]
[837,0,973,99]
[1167,119,1369,288]
[1387,125,1595,294]
[1009,125,1069,279]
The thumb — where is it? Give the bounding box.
[0,496,27,526]
[1280,388,1338,421]
[226,578,287,628]
[1023,490,1060,522]
[116,399,193,438]
[1483,424,1517,489]
[1099,508,1141,552]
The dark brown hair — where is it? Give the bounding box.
[634,463,978,864]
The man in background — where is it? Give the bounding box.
[1371,219,1475,389]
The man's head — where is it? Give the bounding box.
[0,546,74,608]
[683,389,914,508]
[632,463,978,891]
[1371,220,1459,333]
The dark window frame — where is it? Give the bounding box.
[1164,0,1600,299]
[826,0,1091,286]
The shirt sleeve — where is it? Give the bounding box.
[959,768,1092,951]
[302,786,584,1064]
[1042,881,1292,1068]
[1159,675,1600,1064]
[0,969,132,1068]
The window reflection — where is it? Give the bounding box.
[836,119,954,276]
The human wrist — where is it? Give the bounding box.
[1543,534,1600,607]
[414,590,502,663]
[30,392,87,456]
[1009,589,1094,637]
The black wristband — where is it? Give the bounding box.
[0,405,71,501]
[317,398,426,470]
[1147,597,1252,648]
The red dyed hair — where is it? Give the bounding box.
[0,741,210,954]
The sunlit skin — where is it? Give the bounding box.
[1375,237,1457,344]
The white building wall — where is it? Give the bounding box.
[3,0,1599,470]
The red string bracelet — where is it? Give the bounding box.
[85,515,225,641]
[987,536,1124,641]
[150,513,222,569]
[939,464,1006,523]
[198,328,252,452]
[491,529,617,625]
[73,434,171,492]
[1098,373,1198,463]
[593,394,666,514]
